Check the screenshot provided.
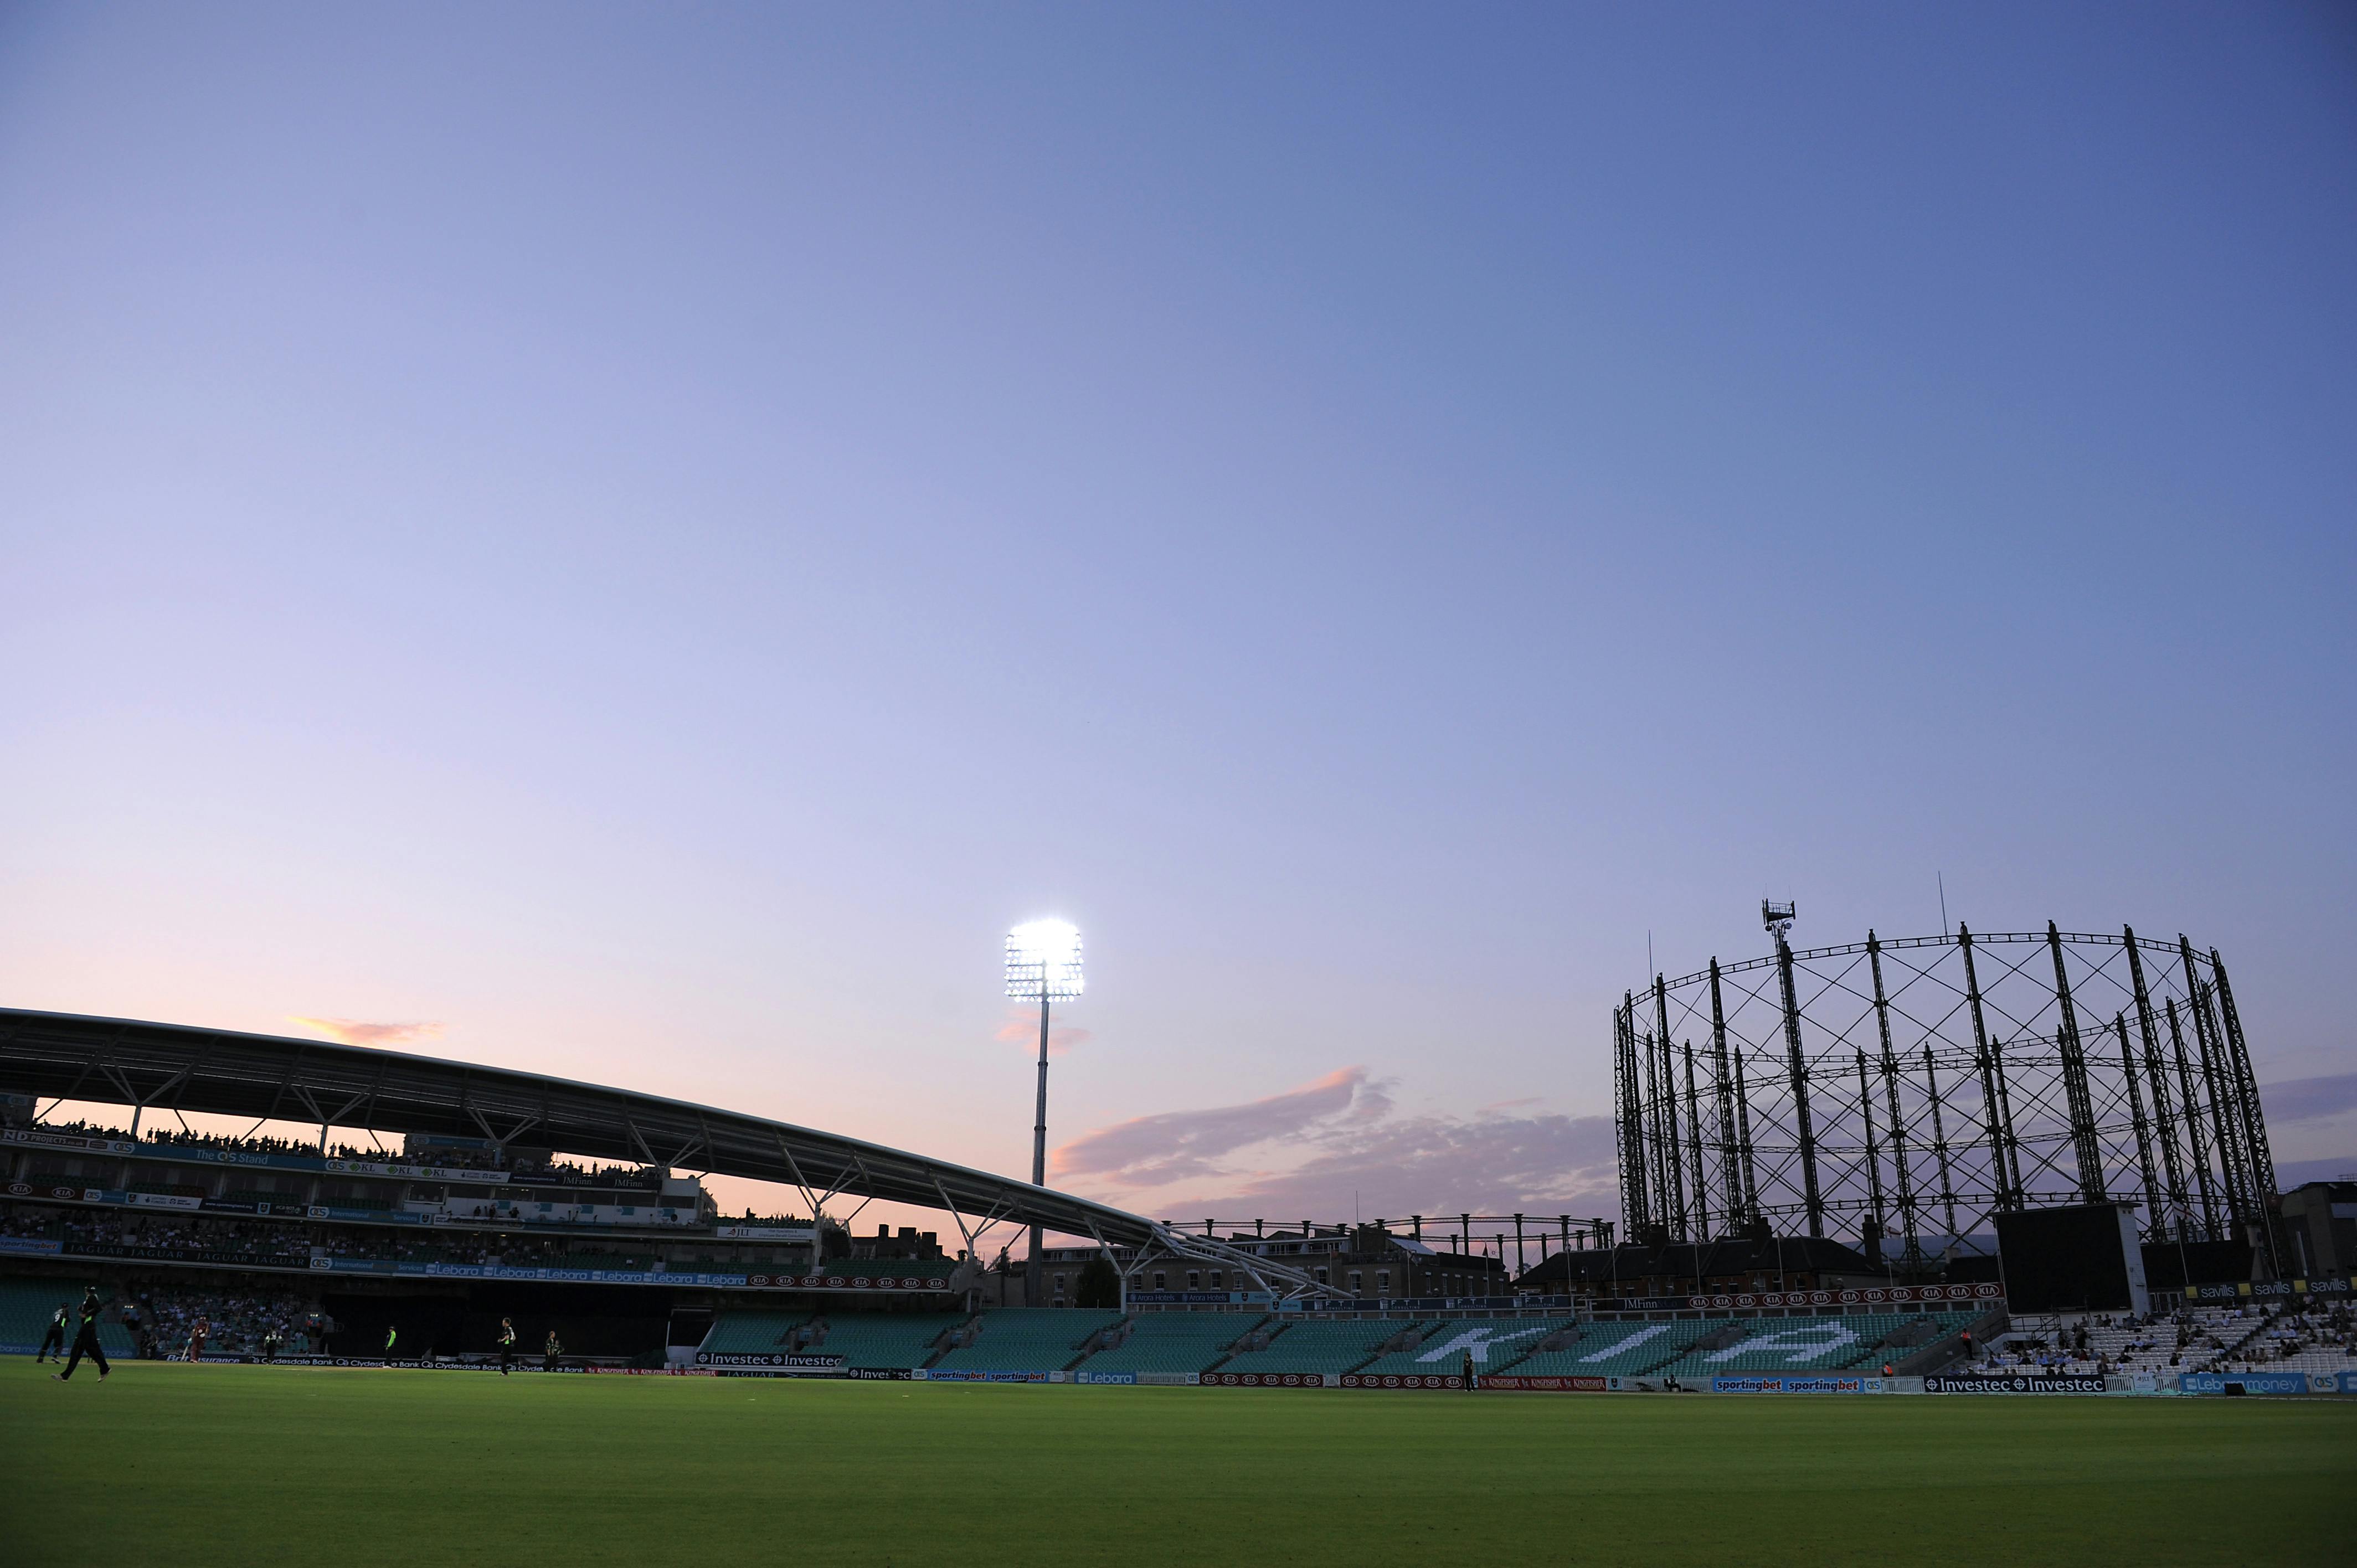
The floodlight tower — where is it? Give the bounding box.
[1006,919,1083,1305]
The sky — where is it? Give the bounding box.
[2,3,2353,1247]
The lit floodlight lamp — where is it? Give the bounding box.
[1006,919,1084,1001]
[1006,917,1084,1307]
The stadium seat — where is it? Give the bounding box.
[809,1311,970,1370]
[1213,1318,1407,1376]
[698,1310,815,1356]
[0,1276,138,1357]
[1350,1318,1568,1378]
[1647,1312,1981,1377]
[1071,1313,1265,1375]
[930,1309,1125,1373]
[1500,1318,1717,1376]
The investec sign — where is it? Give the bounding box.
[693,1352,846,1370]
[1923,1374,2106,1395]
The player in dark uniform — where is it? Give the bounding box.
[1460,1348,1477,1392]
[497,1318,517,1375]
[184,1316,211,1363]
[51,1287,110,1382]
[542,1330,562,1374]
[37,1303,69,1362]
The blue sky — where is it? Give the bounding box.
[3,4,2352,1232]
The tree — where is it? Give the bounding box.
[1074,1256,1121,1309]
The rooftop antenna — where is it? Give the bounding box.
[1938,872,1949,933]
[1762,899,1797,942]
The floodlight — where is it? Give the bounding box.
[1006,917,1085,1309]
[1006,919,1084,1002]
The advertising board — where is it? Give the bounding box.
[693,1352,845,1370]
[2176,1371,2311,1396]
[1923,1374,2106,1394]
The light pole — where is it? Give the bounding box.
[1006,919,1083,1307]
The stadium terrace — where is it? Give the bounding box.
[3,1005,2351,1400]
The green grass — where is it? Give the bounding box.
[4,1356,2351,1567]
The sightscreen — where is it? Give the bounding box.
[1995,1203,2148,1313]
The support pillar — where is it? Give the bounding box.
[1923,1042,1958,1239]
[1854,1048,1886,1247]
[2126,931,2190,1240]
[1732,1050,1760,1230]
[2116,1014,2160,1237]
[1958,926,2013,1210]
[2165,998,2220,1240]
[2210,951,2281,1275]
[1682,1044,1708,1241]
[1773,932,1824,1238]
[2190,972,2251,1235]
[2048,924,2107,1202]
[1708,961,1742,1226]
[1868,933,1919,1261]
[1655,977,1686,1240]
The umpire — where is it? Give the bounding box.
[51,1286,111,1383]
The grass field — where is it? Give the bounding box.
[4,1356,2352,1567]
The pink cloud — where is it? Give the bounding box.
[287,1017,446,1049]
[1051,1065,1620,1221]
[1051,1067,1379,1185]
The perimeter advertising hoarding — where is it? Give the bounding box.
[1711,1376,1885,1394]
[1474,1375,1607,1392]
[1923,1374,2107,1394]
[1666,1283,2002,1312]
[917,1369,1051,1383]
[1207,1371,1341,1388]
[693,1352,845,1370]
[2176,1372,2314,1396]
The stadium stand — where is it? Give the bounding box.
[1959,1301,2357,1380]
[0,1277,137,1357]
[1495,1318,1718,1376]
[698,1309,816,1356]
[137,1280,322,1356]
[1210,1317,1406,1376]
[930,1308,1124,1372]
[1647,1312,1978,1376]
[802,1311,968,1370]
[1072,1312,1265,1375]
[1350,1318,1568,1377]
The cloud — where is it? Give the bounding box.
[995,1010,1092,1059]
[1051,1066,1621,1220]
[1051,1067,1380,1187]
[287,1017,446,1049]
[1206,1108,1624,1221]
[2275,1155,2357,1189]
[2260,1073,2357,1125]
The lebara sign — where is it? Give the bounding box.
[2176,1372,2310,1396]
